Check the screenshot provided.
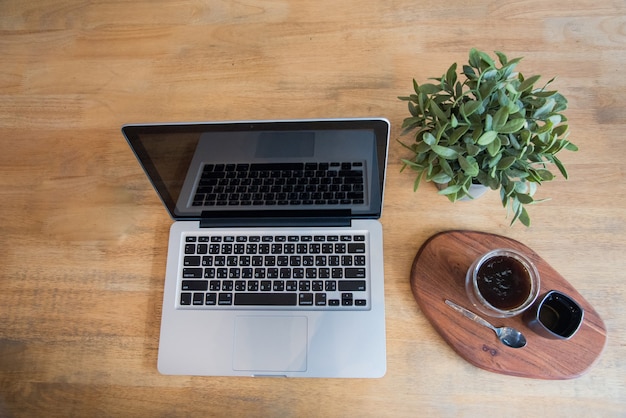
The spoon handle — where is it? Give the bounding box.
[445,299,495,331]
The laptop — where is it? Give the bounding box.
[122,118,389,377]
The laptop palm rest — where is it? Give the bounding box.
[233,316,308,372]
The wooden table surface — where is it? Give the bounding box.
[1,0,625,416]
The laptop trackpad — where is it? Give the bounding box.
[233,316,308,372]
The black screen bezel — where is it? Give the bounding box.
[122,119,389,221]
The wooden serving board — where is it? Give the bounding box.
[410,230,607,379]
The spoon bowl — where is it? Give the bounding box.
[445,299,527,349]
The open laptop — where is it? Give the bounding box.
[122,118,389,377]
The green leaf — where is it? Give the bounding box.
[418,93,427,113]
[518,207,531,227]
[460,101,482,117]
[419,83,444,94]
[499,118,526,134]
[401,116,422,130]
[438,184,463,196]
[496,156,516,170]
[516,193,534,204]
[509,203,530,227]
[477,130,498,146]
[439,157,454,178]
[479,80,497,100]
[482,69,498,80]
[449,125,469,145]
[458,155,479,176]
[552,124,569,137]
[414,141,431,153]
[400,159,423,171]
[430,144,458,159]
[501,57,523,79]
[485,114,493,131]
[487,136,502,156]
[451,114,458,128]
[466,142,481,156]
[408,101,419,117]
[537,169,555,181]
[413,79,419,94]
[429,101,449,123]
[462,65,476,78]
[518,74,541,93]
[500,187,508,207]
[413,170,424,191]
[469,48,482,68]
[495,51,508,65]
[492,107,509,131]
[506,180,517,196]
[446,63,458,87]
[488,153,503,168]
[533,98,556,119]
[430,171,452,184]
[455,81,463,98]
[422,132,437,146]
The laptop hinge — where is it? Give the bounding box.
[199,210,352,228]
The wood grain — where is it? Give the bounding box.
[1,0,626,416]
[410,230,607,379]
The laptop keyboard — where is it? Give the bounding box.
[192,162,365,207]
[178,232,370,310]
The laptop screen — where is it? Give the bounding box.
[123,119,389,221]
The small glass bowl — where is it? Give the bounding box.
[465,248,540,318]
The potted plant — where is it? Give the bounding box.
[398,49,578,226]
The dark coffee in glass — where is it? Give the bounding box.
[466,249,540,318]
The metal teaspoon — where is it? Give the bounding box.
[445,299,527,349]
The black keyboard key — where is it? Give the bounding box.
[345,268,366,278]
[182,268,203,278]
[338,280,366,291]
[180,293,192,305]
[192,293,204,305]
[348,243,366,253]
[184,256,201,266]
[182,280,208,291]
[234,293,297,306]
[315,293,327,306]
[342,293,353,306]
[299,293,314,306]
[218,293,233,305]
[205,293,217,305]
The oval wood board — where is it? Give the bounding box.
[410,230,607,379]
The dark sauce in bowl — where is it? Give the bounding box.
[476,255,532,310]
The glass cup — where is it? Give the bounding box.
[525,290,584,340]
[466,248,540,318]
